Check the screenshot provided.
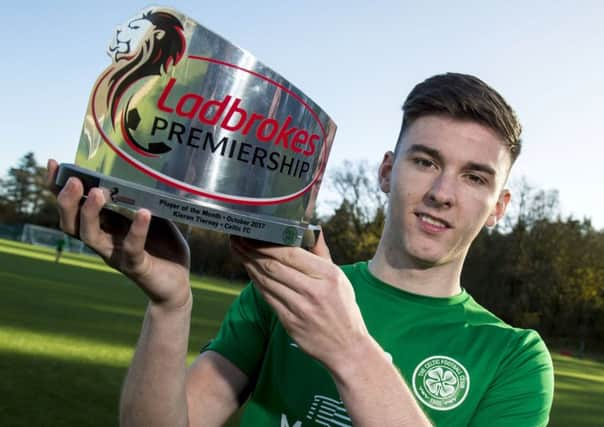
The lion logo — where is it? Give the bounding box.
[84,8,186,158]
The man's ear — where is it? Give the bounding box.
[485,189,511,227]
[379,151,395,194]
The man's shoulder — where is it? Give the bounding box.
[463,296,551,363]
[462,295,510,327]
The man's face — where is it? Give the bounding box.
[379,115,512,267]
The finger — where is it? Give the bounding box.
[56,177,84,236]
[122,209,152,268]
[233,240,318,299]
[235,237,333,280]
[79,187,110,250]
[256,284,298,331]
[237,249,305,319]
[45,159,59,193]
[231,238,301,286]
[309,228,331,261]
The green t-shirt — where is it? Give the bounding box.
[204,261,554,426]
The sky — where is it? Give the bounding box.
[1,1,603,228]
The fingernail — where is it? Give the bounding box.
[65,177,75,190]
[90,188,104,203]
[99,187,112,201]
[98,189,108,204]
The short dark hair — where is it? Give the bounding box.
[395,73,522,163]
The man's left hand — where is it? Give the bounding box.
[231,232,371,371]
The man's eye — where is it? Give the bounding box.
[413,158,435,169]
[467,174,486,185]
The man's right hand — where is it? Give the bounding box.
[46,159,192,310]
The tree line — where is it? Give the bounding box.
[1,152,603,352]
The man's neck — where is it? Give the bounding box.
[369,243,464,298]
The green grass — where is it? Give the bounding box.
[0,238,244,426]
[550,353,604,426]
[1,238,603,426]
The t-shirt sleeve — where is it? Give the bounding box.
[202,282,275,378]
[468,330,554,427]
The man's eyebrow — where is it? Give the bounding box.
[406,144,497,176]
[405,144,442,162]
[465,162,496,176]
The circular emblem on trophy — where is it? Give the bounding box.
[412,355,470,411]
[282,227,298,245]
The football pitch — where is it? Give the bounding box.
[1,238,602,426]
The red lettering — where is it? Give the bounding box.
[221,98,247,131]
[199,96,231,126]
[274,116,296,149]
[157,79,321,158]
[291,129,308,153]
[256,118,279,142]
[176,93,203,119]
[157,78,177,113]
[242,113,265,135]
[305,134,319,156]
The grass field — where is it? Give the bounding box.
[1,238,603,426]
[0,239,244,426]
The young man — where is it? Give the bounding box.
[49,72,554,426]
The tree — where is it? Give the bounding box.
[327,160,387,231]
[499,177,560,232]
[321,160,386,264]
[463,179,604,352]
[0,152,58,226]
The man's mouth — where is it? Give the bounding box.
[415,212,452,229]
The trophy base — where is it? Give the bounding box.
[56,164,319,247]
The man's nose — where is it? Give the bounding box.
[425,172,456,208]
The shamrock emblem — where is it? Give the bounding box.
[425,367,458,398]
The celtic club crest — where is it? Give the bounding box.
[412,355,470,411]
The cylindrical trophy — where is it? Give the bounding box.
[56,6,336,247]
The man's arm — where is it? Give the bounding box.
[232,235,432,427]
[186,351,249,426]
[120,297,193,427]
[119,299,250,427]
[329,336,432,426]
[48,160,249,427]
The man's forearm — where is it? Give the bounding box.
[120,291,193,427]
[329,336,432,427]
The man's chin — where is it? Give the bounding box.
[404,245,457,269]
[384,238,455,269]
[407,253,443,269]
[386,248,445,270]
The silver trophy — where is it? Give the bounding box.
[56,6,336,246]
